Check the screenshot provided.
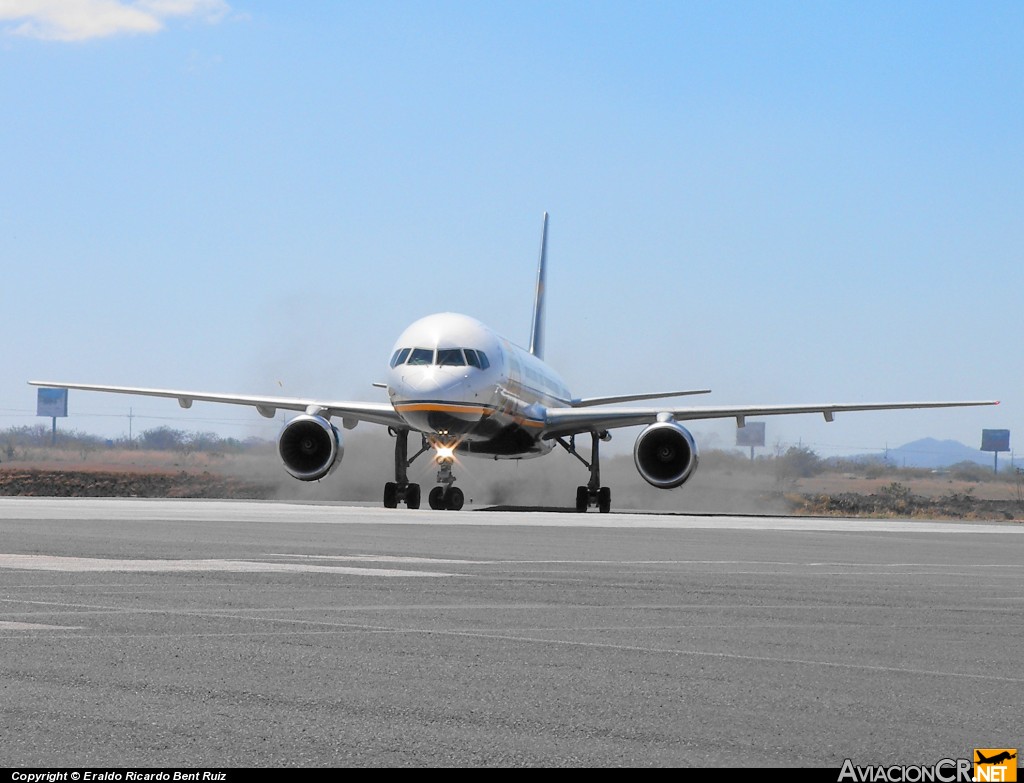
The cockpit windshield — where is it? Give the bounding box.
[465,349,490,369]
[407,348,434,366]
[390,347,411,368]
[392,347,490,369]
[437,349,466,367]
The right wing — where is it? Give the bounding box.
[570,389,711,407]
[543,399,1000,438]
[27,381,406,429]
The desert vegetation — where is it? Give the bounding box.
[1,424,1021,520]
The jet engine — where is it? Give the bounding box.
[633,420,699,489]
[278,414,344,481]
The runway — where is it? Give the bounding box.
[0,498,1020,767]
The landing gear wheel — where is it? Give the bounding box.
[406,483,421,509]
[428,486,445,510]
[383,481,398,509]
[597,486,611,514]
[445,486,465,511]
[575,486,589,513]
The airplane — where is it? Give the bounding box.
[30,213,999,513]
[976,751,1016,765]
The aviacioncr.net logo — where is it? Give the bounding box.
[838,758,973,782]
[974,749,1017,783]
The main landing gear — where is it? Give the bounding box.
[383,428,422,509]
[556,431,612,513]
[384,428,464,511]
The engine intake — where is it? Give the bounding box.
[633,420,699,489]
[278,414,343,481]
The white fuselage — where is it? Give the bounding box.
[385,313,569,457]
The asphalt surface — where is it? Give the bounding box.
[0,498,1020,768]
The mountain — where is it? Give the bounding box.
[881,438,993,469]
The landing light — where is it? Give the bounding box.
[431,435,462,465]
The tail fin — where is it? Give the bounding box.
[528,211,548,359]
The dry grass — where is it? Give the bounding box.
[2,446,1022,520]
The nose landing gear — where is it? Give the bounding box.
[385,429,466,511]
[428,485,464,510]
[427,459,463,510]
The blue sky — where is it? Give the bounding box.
[1,1,1020,459]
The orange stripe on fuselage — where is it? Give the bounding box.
[395,402,495,416]
[394,401,545,428]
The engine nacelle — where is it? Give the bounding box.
[633,420,699,489]
[278,414,344,481]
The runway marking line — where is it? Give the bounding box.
[0,620,84,631]
[0,616,1020,686]
[267,554,1024,573]
[0,553,452,577]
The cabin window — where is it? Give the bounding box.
[437,348,466,367]
[407,348,434,366]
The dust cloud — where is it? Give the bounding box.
[235,429,788,514]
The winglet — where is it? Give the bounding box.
[528,212,548,359]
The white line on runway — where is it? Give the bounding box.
[0,620,84,631]
[390,627,1024,685]
[2,497,1022,533]
[1,552,1019,585]
[2,617,1019,686]
[0,554,452,577]
[269,553,1024,569]
[3,598,1021,618]
[269,553,496,564]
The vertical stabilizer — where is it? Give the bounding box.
[528,212,548,359]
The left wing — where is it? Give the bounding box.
[27,381,406,429]
[542,400,1000,438]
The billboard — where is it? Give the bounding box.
[980,429,1010,453]
[736,421,765,448]
[36,388,68,418]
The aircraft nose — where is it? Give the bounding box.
[394,366,468,397]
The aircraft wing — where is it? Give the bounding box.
[27,381,406,429]
[570,389,711,407]
[542,400,1000,438]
